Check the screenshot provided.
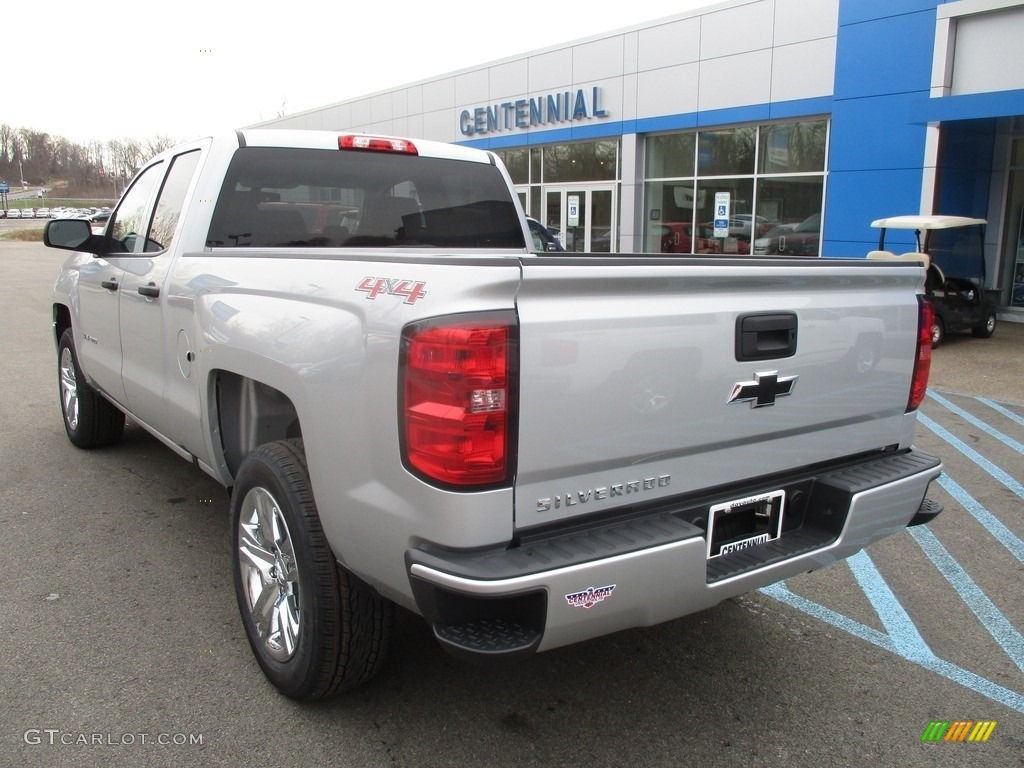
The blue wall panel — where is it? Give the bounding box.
[828,94,930,172]
[833,11,935,100]
[823,169,924,256]
[839,0,942,26]
[936,120,996,218]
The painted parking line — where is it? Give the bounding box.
[916,411,1024,500]
[908,525,1024,675]
[927,391,1024,454]
[976,397,1024,428]
[760,392,1024,714]
[934,473,1024,565]
[760,578,1024,715]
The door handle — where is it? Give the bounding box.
[138,284,160,298]
[101,280,119,291]
[736,312,798,361]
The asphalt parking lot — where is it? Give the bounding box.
[1,234,1022,767]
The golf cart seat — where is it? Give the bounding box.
[866,249,931,269]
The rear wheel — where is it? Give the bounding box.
[972,310,996,338]
[930,317,944,346]
[57,328,125,448]
[231,438,392,699]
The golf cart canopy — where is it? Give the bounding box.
[870,215,986,230]
[870,215,987,283]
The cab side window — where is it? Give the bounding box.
[108,163,164,253]
[145,150,202,252]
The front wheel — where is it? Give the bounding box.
[930,317,945,346]
[972,311,996,338]
[57,328,125,448]
[231,439,392,700]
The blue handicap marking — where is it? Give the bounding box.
[714,219,728,229]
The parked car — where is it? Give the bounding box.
[527,216,564,252]
[753,213,821,256]
[659,222,720,254]
[728,214,771,240]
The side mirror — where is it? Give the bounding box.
[44,219,94,251]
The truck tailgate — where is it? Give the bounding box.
[513,257,923,530]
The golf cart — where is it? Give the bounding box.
[869,215,997,345]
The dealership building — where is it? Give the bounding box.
[256,0,1024,319]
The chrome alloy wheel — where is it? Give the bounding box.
[237,487,302,662]
[60,346,79,431]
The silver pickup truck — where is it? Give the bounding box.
[44,130,943,700]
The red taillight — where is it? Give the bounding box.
[339,135,418,155]
[908,297,933,411]
[401,314,515,487]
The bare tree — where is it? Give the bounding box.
[144,134,177,159]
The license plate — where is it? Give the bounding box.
[706,490,785,559]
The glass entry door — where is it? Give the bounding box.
[544,185,616,252]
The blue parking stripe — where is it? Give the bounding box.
[759,581,1024,714]
[846,550,934,662]
[977,397,1024,428]
[936,474,1024,565]
[917,412,1024,500]
[908,525,1024,675]
[927,392,1024,454]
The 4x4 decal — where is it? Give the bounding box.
[356,277,428,305]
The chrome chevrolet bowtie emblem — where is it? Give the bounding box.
[729,371,798,408]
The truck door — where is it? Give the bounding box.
[118,150,202,439]
[75,163,164,406]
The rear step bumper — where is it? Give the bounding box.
[407,450,942,660]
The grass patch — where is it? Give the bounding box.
[0,227,44,241]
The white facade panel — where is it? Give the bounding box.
[700,1,775,59]
[621,73,640,121]
[950,5,1024,94]
[456,69,490,104]
[350,99,372,127]
[423,110,455,142]
[371,93,393,123]
[698,49,773,112]
[773,0,840,46]
[392,90,409,119]
[572,36,626,82]
[422,78,456,112]
[636,18,702,70]
[636,63,700,118]
[623,30,640,75]
[770,38,837,103]
[490,59,529,97]
[528,48,573,91]
[407,86,423,116]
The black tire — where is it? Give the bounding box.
[930,317,944,347]
[57,327,125,448]
[972,311,996,338]
[231,438,393,700]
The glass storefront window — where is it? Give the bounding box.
[543,141,618,183]
[644,181,696,252]
[500,149,530,185]
[643,119,828,255]
[698,127,756,176]
[758,120,827,174]
[647,133,696,178]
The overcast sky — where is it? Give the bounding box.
[7,0,718,146]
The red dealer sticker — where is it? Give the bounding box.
[356,277,428,305]
[565,585,616,609]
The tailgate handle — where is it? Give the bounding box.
[736,313,797,361]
